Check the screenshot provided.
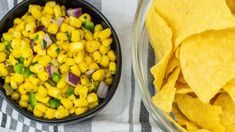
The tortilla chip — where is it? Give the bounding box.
[176,94,222,130]
[226,0,235,13]
[226,124,235,132]
[180,28,235,103]
[177,72,187,85]
[152,67,180,112]
[214,93,235,126]
[176,87,193,95]
[152,0,235,50]
[146,5,173,90]
[223,79,235,103]
[165,54,180,78]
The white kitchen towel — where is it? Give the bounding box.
[0,0,161,132]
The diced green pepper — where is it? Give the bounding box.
[24,68,31,78]
[34,34,39,41]
[19,57,25,64]
[47,79,57,87]
[52,72,61,83]
[29,92,37,108]
[3,83,13,96]
[82,21,94,31]
[42,39,47,49]
[48,99,60,108]
[66,85,74,96]
[14,63,24,74]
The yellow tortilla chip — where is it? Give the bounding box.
[176,87,193,95]
[152,67,180,112]
[226,0,235,13]
[152,0,235,50]
[146,5,173,90]
[176,94,222,130]
[177,72,187,85]
[223,79,235,103]
[165,54,180,78]
[214,93,235,126]
[180,28,235,103]
[226,124,235,132]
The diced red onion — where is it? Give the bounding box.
[66,8,82,17]
[85,69,96,76]
[67,72,80,87]
[42,33,53,49]
[97,81,109,98]
[51,17,65,27]
[46,64,58,78]
[36,26,47,32]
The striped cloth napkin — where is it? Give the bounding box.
[0,0,161,132]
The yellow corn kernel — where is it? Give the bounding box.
[15,22,25,32]
[74,98,88,107]
[98,28,112,40]
[71,65,81,77]
[65,58,75,66]
[59,64,69,74]
[71,30,81,42]
[70,42,83,53]
[29,75,39,85]
[60,41,70,51]
[0,52,6,63]
[44,5,54,15]
[41,16,52,28]
[85,32,94,41]
[13,73,24,84]
[93,51,102,63]
[55,108,69,119]
[12,30,22,39]
[80,75,90,87]
[68,94,76,101]
[38,55,51,67]
[0,44,5,51]
[74,84,83,96]
[47,44,59,58]
[88,102,99,110]
[99,45,110,55]
[29,6,42,20]
[85,41,100,53]
[10,80,17,89]
[60,23,68,32]
[74,51,84,64]
[88,62,100,70]
[46,1,56,7]
[19,100,28,108]
[11,92,20,100]
[8,55,17,65]
[57,105,65,110]
[69,16,82,28]
[27,105,33,112]
[104,76,113,86]
[21,94,29,101]
[38,86,47,97]
[56,32,68,41]
[61,98,73,109]
[5,76,10,83]
[79,13,91,22]
[3,33,13,41]
[22,48,33,59]
[109,62,117,74]
[69,107,75,114]
[48,86,61,99]
[78,62,88,73]
[61,5,66,16]
[0,63,8,76]
[78,29,84,39]
[45,108,56,119]
[107,50,116,61]
[54,5,62,17]
[34,103,48,113]
[25,15,36,23]
[30,64,44,73]
[57,52,67,63]
[48,23,59,34]
[94,24,103,32]
[33,109,43,118]
[14,18,23,25]
[92,69,105,81]
[35,94,50,104]
[18,85,27,94]
[24,56,33,67]
[57,79,66,89]
[32,55,40,63]
[60,86,68,95]
[23,81,37,92]
[75,107,88,115]
[100,55,110,67]
[78,86,88,99]
[84,56,93,66]
[25,22,36,34]
[87,93,98,104]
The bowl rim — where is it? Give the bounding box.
[0,0,122,125]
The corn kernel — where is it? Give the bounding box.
[61,98,73,109]
[0,63,8,76]
[35,94,50,104]
[109,62,117,74]
[55,108,69,119]
[79,29,85,39]
[71,30,81,42]
[78,62,88,73]
[19,85,27,94]
[25,22,36,34]
[75,107,88,115]
[34,103,48,113]
[92,69,105,81]
[65,58,75,66]
[3,33,13,41]
[94,24,103,32]
[74,51,84,64]
[12,30,22,39]
[21,94,29,101]
[29,6,42,20]
[15,22,25,32]
[79,13,91,22]
[93,51,102,63]
[74,84,83,96]
[88,102,99,110]
[87,93,98,104]
[30,64,44,73]
[56,32,68,41]
[99,45,110,55]
[68,94,76,101]
[54,5,62,17]
[13,73,24,84]
[59,64,69,74]
[19,100,28,108]
[5,76,10,83]
[104,76,113,86]
[41,16,52,28]
[44,5,54,15]
[47,44,59,58]
[48,86,61,99]
[29,75,39,85]
[38,55,51,67]
[78,86,88,99]
[0,44,5,52]
[0,52,6,63]
[33,109,43,118]
[100,55,110,67]
[48,23,59,34]
[85,41,100,53]
[11,92,19,100]
[14,18,23,25]
[80,75,90,87]
[46,1,56,7]
[24,56,33,67]
[38,86,47,97]
[98,28,112,40]
[85,32,94,41]
[74,98,88,107]
[45,108,56,119]
[107,50,116,61]
[70,42,83,53]
[69,16,82,28]
[88,62,100,70]
[71,65,81,77]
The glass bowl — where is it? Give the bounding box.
[132,0,181,131]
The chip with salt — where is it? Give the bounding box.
[214,93,235,126]
[176,94,222,130]
[146,5,173,90]
[180,28,235,103]
[223,79,235,103]
[152,67,180,112]
[152,0,235,50]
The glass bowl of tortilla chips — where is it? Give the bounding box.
[133,0,235,131]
